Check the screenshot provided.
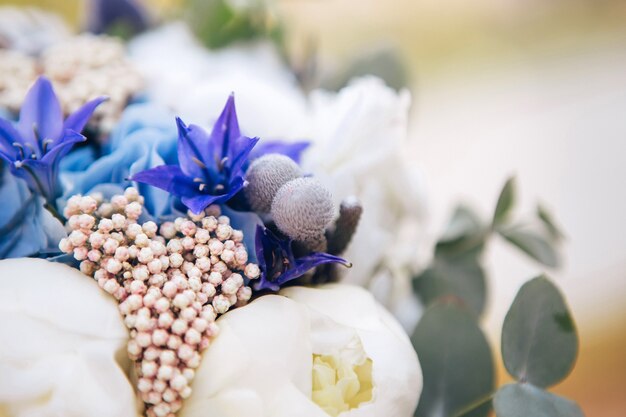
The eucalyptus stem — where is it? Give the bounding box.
[451,391,495,417]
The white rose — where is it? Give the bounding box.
[181,284,422,417]
[0,258,138,417]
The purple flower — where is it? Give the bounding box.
[87,0,149,36]
[254,225,350,291]
[132,95,259,214]
[0,76,106,204]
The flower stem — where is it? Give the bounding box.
[44,202,66,224]
[18,164,66,224]
[451,392,495,417]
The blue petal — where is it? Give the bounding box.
[131,165,199,197]
[229,136,259,178]
[59,145,97,173]
[221,206,263,264]
[280,253,350,283]
[12,159,56,201]
[41,130,86,165]
[180,194,224,215]
[61,124,178,217]
[248,140,310,166]
[210,94,241,162]
[129,145,170,217]
[106,103,177,156]
[17,77,63,150]
[0,117,21,158]
[181,176,244,214]
[254,224,268,270]
[176,117,212,179]
[63,96,108,135]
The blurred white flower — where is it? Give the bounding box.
[182,284,421,417]
[0,6,69,54]
[128,23,309,139]
[0,258,138,417]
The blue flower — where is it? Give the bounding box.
[132,95,259,214]
[254,225,350,291]
[61,102,178,217]
[0,76,106,205]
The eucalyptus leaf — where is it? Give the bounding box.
[412,302,494,417]
[538,204,565,240]
[435,205,487,258]
[186,0,282,49]
[322,46,409,91]
[494,383,584,417]
[493,177,516,226]
[499,227,560,268]
[501,276,578,388]
[413,256,487,317]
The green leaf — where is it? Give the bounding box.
[501,276,578,388]
[413,255,487,317]
[494,383,584,417]
[493,177,516,226]
[435,205,488,258]
[538,204,565,240]
[321,46,409,91]
[412,302,495,417]
[499,227,560,268]
[185,0,283,49]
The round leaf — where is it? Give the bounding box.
[413,256,487,317]
[435,205,487,258]
[494,383,584,417]
[412,302,495,417]
[501,276,578,387]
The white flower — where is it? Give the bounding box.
[128,23,309,139]
[0,258,138,417]
[181,284,422,417]
[0,6,70,55]
[303,78,428,331]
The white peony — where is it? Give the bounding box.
[0,258,138,417]
[128,24,428,330]
[181,284,422,417]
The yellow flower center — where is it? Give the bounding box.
[311,353,373,416]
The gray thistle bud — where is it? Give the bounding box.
[271,177,335,245]
[244,154,302,213]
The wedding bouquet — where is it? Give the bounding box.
[0,3,583,417]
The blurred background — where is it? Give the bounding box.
[1,0,625,415]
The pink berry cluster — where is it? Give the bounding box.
[59,187,261,417]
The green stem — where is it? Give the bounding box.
[44,202,66,224]
[19,164,66,224]
[451,391,495,417]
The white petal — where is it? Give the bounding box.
[0,259,137,417]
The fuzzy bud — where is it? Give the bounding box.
[244,154,302,212]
